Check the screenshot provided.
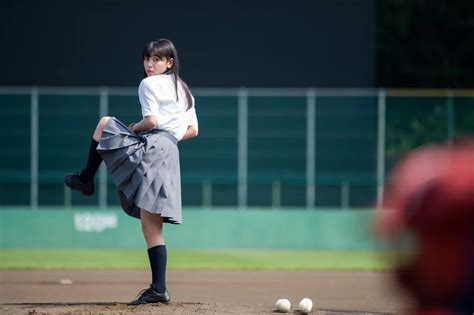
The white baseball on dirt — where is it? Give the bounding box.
[275,298,291,313]
[59,279,73,285]
[298,297,313,313]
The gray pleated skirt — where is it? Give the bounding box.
[97,117,182,224]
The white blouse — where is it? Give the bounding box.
[138,74,198,141]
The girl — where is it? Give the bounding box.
[64,38,198,305]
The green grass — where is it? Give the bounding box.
[0,249,394,270]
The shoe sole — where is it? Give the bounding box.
[127,301,170,306]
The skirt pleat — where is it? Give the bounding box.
[97,117,182,224]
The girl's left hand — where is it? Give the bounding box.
[128,123,136,131]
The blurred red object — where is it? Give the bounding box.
[377,139,474,314]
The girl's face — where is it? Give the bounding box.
[143,56,173,77]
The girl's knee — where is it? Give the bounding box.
[95,116,111,134]
[93,116,111,141]
[99,116,111,126]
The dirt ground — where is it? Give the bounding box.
[0,269,411,314]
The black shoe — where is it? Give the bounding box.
[64,173,95,196]
[128,285,170,305]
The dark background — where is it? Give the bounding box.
[1,0,472,88]
[377,0,474,88]
[0,0,375,87]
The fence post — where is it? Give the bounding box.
[376,89,386,209]
[341,180,350,209]
[30,87,39,209]
[64,184,71,209]
[99,88,108,209]
[272,180,281,208]
[447,90,454,145]
[306,88,316,208]
[238,88,248,208]
[202,179,212,208]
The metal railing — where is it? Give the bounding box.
[1,87,473,209]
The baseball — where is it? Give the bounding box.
[275,298,291,313]
[59,279,73,285]
[298,298,313,313]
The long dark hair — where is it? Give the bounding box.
[142,39,193,110]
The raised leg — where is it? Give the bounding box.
[93,116,111,142]
[64,116,111,195]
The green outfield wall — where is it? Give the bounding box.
[0,208,381,250]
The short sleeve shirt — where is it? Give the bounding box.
[138,75,198,140]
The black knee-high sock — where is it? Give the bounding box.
[148,245,167,293]
[79,139,102,183]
